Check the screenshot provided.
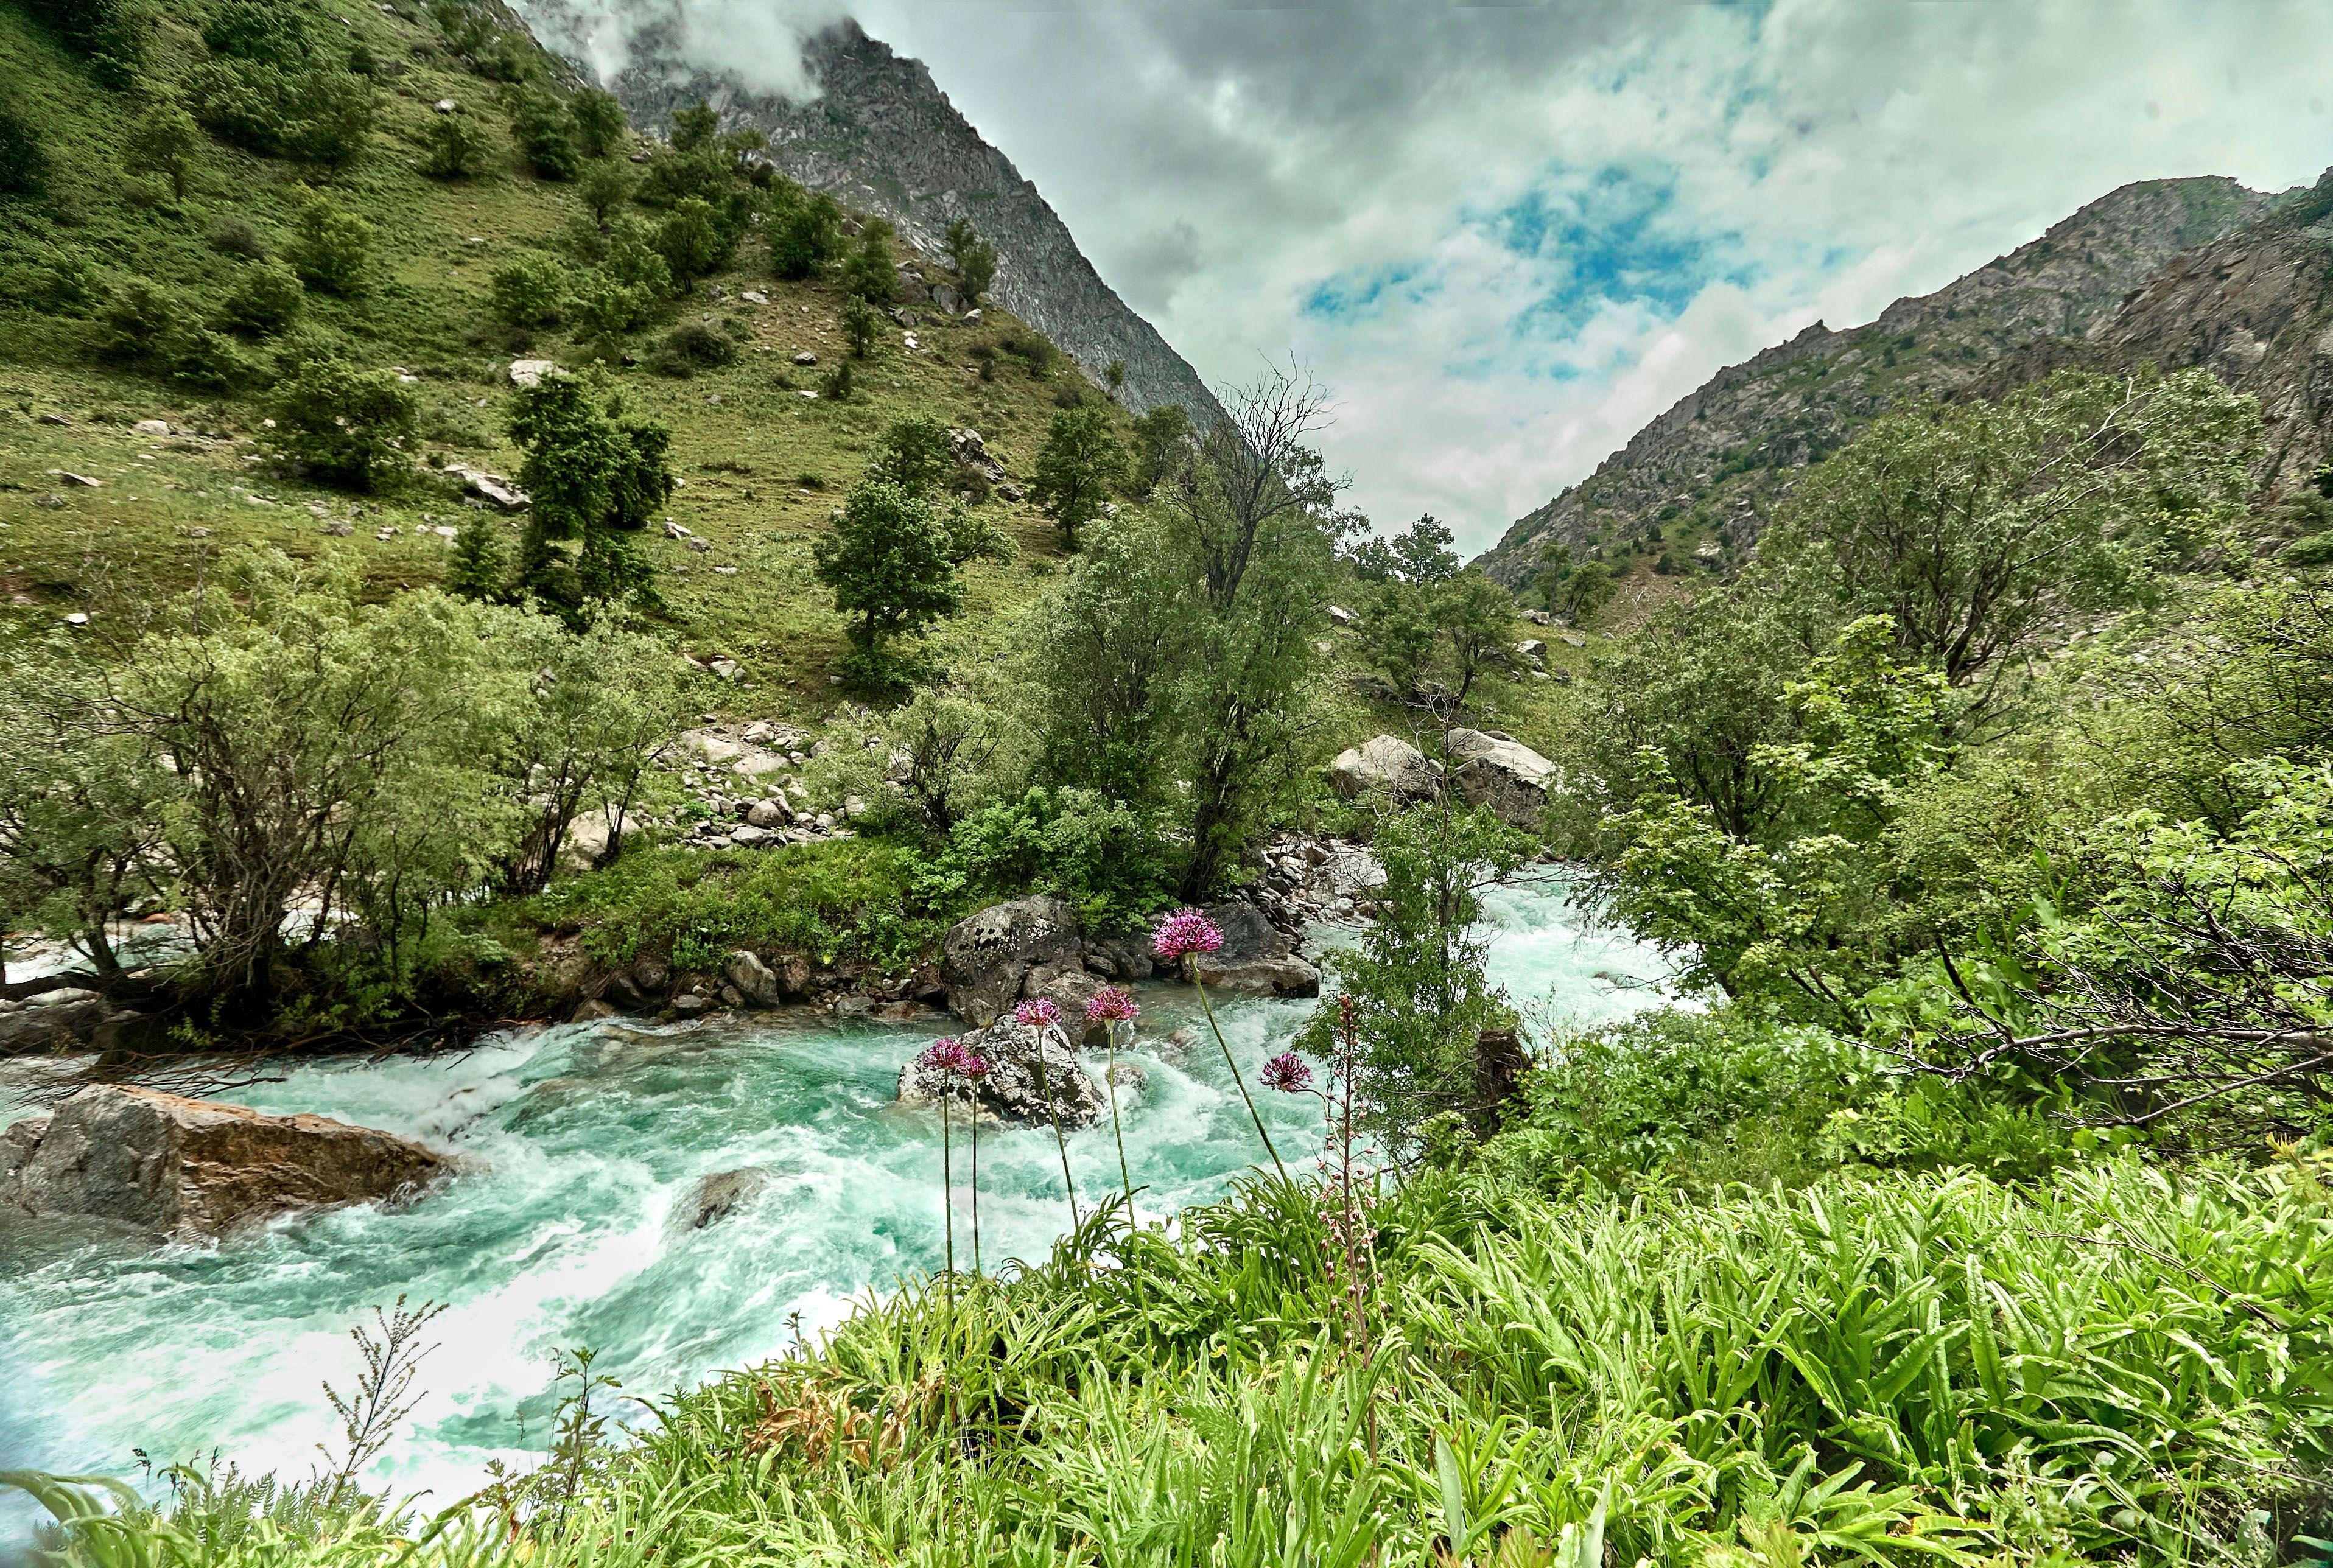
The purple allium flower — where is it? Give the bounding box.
[1260,1051,1313,1093]
[1085,986,1140,1024]
[1152,908,1224,961]
[1012,997,1062,1029]
[960,1049,991,1080]
[919,1037,968,1074]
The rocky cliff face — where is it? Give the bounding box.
[511,9,1224,427]
[1472,175,2276,586]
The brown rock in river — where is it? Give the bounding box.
[0,1085,454,1239]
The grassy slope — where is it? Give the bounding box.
[0,0,1129,716]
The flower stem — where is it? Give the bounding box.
[1194,977,1288,1185]
[1033,1026,1081,1231]
[969,1094,981,1275]
[940,1080,955,1277]
[1106,1027,1136,1228]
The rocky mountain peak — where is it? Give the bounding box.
[510,8,1224,426]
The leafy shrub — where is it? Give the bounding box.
[489,252,567,327]
[568,270,653,348]
[648,319,735,377]
[208,215,268,258]
[842,293,879,357]
[919,786,1175,928]
[219,261,305,336]
[426,0,495,57]
[0,245,94,311]
[268,351,419,491]
[95,279,188,363]
[578,159,631,225]
[290,195,373,295]
[766,181,841,279]
[203,0,314,65]
[420,113,487,178]
[838,222,896,303]
[0,108,49,195]
[654,197,729,282]
[22,0,146,85]
[186,61,376,169]
[507,89,577,180]
[170,327,256,391]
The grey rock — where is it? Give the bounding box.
[678,1166,773,1229]
[941,895,1082,1025]
[896,1018,1105,1129]
[1447,728,1560,828]
[745,798,790,828]
[508,359,558,388]
[0,996,114,1055]
[0,1087,451,1238]
[722,949,785,1007]
[1325,734,1442,803]
[1192,952,1321,999]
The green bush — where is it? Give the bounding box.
[420,113,487,178]
[0,108,49,195]
[571,88,625,158]
[268,351,419,491]
[23,0,146,85]
[95,279,188,363]
[170,327,256,390]
[489,251,567,327]
[654,197,728,282]
[648,319,735,377]
[202,0,314,65]
[568,270,654,348]
[0,245,93,311]
[919,786,1176,929]
[186,60,375,169]
[208,215,268,258]
[219,261,305,336]
[765,181,841,279]
[290,194,373,295]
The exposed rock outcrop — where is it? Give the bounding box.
[895,1017,1106,1129]
[1188,901,1321,998]
[1,1087,452,1238]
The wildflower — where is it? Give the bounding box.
[960,1049,991,1080]
[1085,987,1140,1025]
[1259,1051,1313,1094]
[1012,996,1063,1030]
[920,1037,969,1076]
[1152,908,1224,961]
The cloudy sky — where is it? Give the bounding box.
[551,1,2333,553]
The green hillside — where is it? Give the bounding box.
[0,0,1127,704]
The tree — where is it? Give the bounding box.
[840,220,896,303]
[668,100,718,152]
[1160,365,1349,897]
[1030,401,1128,551]
[654,197,727,284]
[1128,402,1190,497]
[813,480,1010,688]
[1105,360,1126,392]
[447,516,507,601]
[842,293,879,358]
[290,192,373,295]
[507,88,578,180]
[1774,368,2261,705]
[504,373,672,615]
[570,88,625,158]
[868,416,954,499]
[944,217,995,303]
[1555,558,1615,624]
[269,351,419,492]
[125,100,200,200]
[1350,517,1514,717]
[579,159,632,226]
[1296,801,1534,1146]
[767,183,841,280]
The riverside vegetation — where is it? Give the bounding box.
[5,0,2333,1563]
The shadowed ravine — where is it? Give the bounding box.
[0,880,1666,1535]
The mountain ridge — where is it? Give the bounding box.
[1470,173,2294,588]
[510,7,1227,428]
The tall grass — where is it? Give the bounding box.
[12,1159,2331,1567]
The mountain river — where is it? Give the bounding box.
[0,878,1669,1539]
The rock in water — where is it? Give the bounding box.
[1177,900,1322,998]
[678,1167,774,1229]
[0,1086,453,1239]
[940,895,1082,1024]
[1325,734,1442,803]
[896,1019,1106,1129]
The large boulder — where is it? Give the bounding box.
[1,1086,453,1238]
[1447,729,1560,828]
[940,896,1082,1025]
[676,1166,773,1230]
[1188,900,1321,998]
[895,1018,1106,1129]
[1326,735,1442,803]
[0,989,119,1055]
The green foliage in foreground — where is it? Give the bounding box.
[14,1158,2332,1566]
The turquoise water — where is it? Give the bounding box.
[0,878,1669,1525]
